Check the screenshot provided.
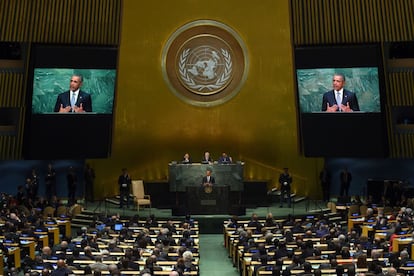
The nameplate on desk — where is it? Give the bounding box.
[200,199,216,206]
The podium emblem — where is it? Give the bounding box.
[204,185,213,194]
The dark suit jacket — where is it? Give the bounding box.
[218,156,232,164]
[321,89,360,111]
[54,90,93,112]
[202,175,215,185]
[118,174,131,193]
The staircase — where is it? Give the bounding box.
[71,208,102,231]
[269,190,307,205]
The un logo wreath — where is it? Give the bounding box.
[179,48,233,94]
[162,20,249,107]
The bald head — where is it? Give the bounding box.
[387,267,397,276]
[56,259,66,268]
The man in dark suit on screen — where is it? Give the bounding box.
[54,74,93,113]
[321,73,360,112]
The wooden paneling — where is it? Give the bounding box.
[291,0,414,44]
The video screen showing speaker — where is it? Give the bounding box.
[23,44,118,159]
[294,44,388,157]
[31,68,116,114]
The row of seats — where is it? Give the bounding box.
[0,214,201,275]
[223,210,414,276]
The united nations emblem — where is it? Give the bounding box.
[162,20,249,107]
[178,39,233,95]
[204,185,213,194]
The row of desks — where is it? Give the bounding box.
[0,219,71,271]
[223,221,414,276]
[348,216,414,253]
[31,270,198,275]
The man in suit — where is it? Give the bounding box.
[45,163,56,202]
[66,166,77,205]
[201,151,213,164]
[118,168,131,208]
[201,168,215,188]
[279,167,292,208]
[54,74,93,113]
[321,73,360,112]
[218,152,233,164]
[319,165,331,202]
[339,167,352,197]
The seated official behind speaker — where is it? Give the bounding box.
[181,153,192,164]
[201,151,213,164]
[54,74,93,113]
[218,152,232,164]
[321,73,359,112]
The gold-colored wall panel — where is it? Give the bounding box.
[90,0,323,199]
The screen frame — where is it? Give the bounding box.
[23,43,118,159]
[294,43,389,158]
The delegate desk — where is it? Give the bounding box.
[168,162,244,192]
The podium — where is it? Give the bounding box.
[186,185,229,215]
[168,163,244,192]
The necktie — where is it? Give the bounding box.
[336,92,342,111]
[71,92,76,108]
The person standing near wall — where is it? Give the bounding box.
[320,165,331,202]
[118,168,131,208]
[84,163,95,203]
[339,167,352,197]
[45,163,56,203]
[67,166,77,206]
[279,167,292,208]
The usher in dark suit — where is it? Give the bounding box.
[321,89,360,112]
[54,90,93,112]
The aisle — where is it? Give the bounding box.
[198,234,239,276]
